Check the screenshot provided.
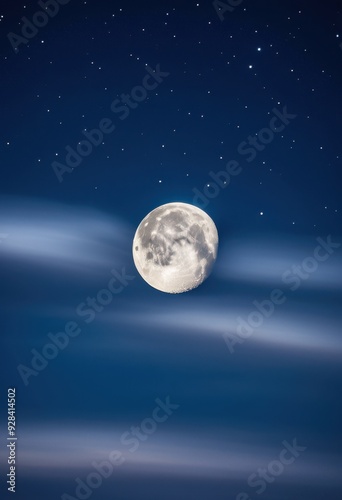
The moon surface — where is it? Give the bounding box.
[132,202,219,293]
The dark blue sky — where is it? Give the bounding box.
[1,1,342,499]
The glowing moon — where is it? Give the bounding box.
[132,202,218,293]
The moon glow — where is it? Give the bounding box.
[132,202,219,293]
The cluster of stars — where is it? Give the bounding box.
[0,2,339,231]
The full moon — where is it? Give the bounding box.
[132,202,218,293]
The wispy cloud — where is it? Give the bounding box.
[0,197,133,275]
[2,425,341,486]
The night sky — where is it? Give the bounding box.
[1,1,342,499]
